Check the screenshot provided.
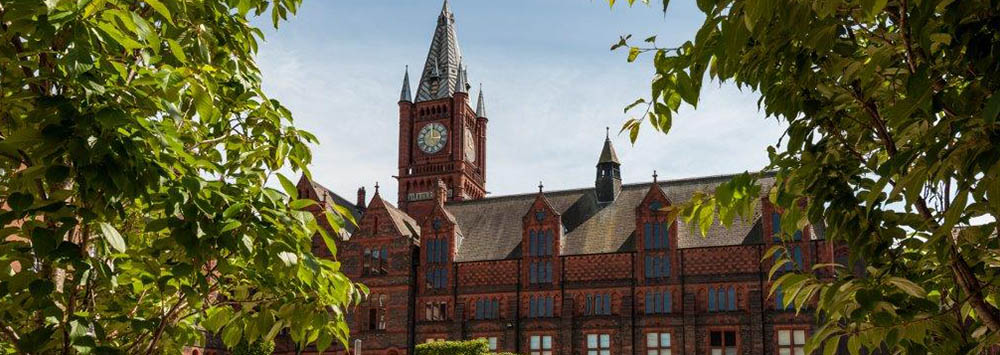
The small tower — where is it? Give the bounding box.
[399,66,412,102]
[595,128,622,204]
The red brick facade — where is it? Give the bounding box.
[278,3,839,355]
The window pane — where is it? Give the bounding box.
[660,333,670,347]
[793,330,805,344]
[604,294,611,315]
[708,288,716,311]
[710,331,721,346]
[663,292,671,313]
[711,350,722,355]
[588,334,597,348]
[778,330,790,345]
[660,350,670,355]
[600,334,609,347]
[725,348,736,355]
[646,333,657,347]
[600,350,610,355]
[779,350,791,355]
[793,349,805,355]
[718,289,726,311]
[724,331,736,346]
[644,223,652,249]
[648,351,657,355]
[530,336,540,349]
[542,352,552,355]
[542,336,552,349]
[489,337,497,350]
[728,287,735,310]
[588,351,597,355]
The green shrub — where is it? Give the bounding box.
[415,339,490,355]
[229,339,275,355]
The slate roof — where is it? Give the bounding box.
[598,135,620,165]
[447,173,775,262]
[414,1,465,102]
[382,197,421,240]
[302,178,363,236]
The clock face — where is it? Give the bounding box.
[464,128,476,162]
[417,123,448,154]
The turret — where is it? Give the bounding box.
[595,128,622,204]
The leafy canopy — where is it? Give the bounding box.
[0,0,362,353]
[614,0,1000,353]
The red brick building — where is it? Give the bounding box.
[283,2,840,354]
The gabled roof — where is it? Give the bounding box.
[447,173,775,262]
[368,193,421,241]
[414,1,465,102]
[297,175,363,235]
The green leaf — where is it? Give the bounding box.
[289,199,316,210]
[887,277,925,297]
[98,222,126,252]
[143,0,173,24]
[167,39,187,63]
[983,93,1000,124]
[628,47,641,62]
[276,173,299,199]
[8,192,34,211]
[624,98,646,113]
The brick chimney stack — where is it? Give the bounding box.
[357,186,366,210]
[434,179,448,207]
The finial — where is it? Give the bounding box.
[538,181,544,193]
[375,181,380,194]
[605,126,610,140]
[653,170,658,182]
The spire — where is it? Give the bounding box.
[455,63,467,93]
[475,84,486,118]
[400,66,412,102]
[415,0,464,102]
[598,127,620,165]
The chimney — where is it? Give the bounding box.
[357,186,366,210]
[434,179,448,207]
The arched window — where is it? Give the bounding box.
[708,288,716,312]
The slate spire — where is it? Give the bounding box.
[415,0,464,102]
[400,66,412,102]
[598,127,620,165]
[475,84,487,118]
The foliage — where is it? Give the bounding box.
[0,0,363,353]
[229,338,275,355]
[613,0,1000,353]
[415,339,491,355]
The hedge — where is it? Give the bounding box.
[415,339,491,355]
[229,339,275,355]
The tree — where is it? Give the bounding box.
[0,0,363,353]
[613,0,1000,353]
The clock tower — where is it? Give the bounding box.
[397,1,487,222]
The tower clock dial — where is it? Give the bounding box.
[417,122,448,154]
[464,128,476,162]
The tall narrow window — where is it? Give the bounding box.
[587,334,611,355]
[727,287,736,311]
[708,288,716,312]
[529,231,537,256]
[717,288,726,311]
[792,246,803,270]
[772,212,781,241]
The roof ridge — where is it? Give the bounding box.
[446,170,774,206]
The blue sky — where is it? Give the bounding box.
[256,1,784,202]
